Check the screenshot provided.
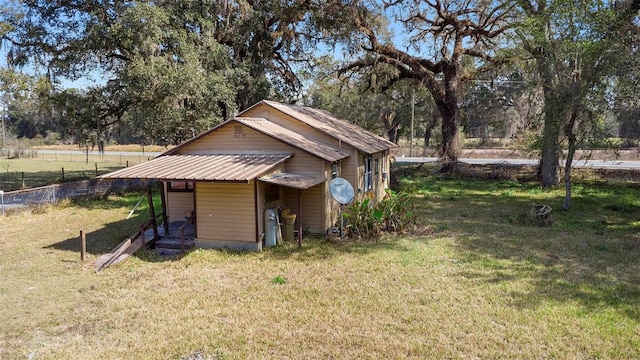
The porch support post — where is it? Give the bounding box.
[147,187,159,240]
[254,180,260,243]
[192,183,197,238]
[297,189,302,249]
[158,181,169,234]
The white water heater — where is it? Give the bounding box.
[264,208,277,247]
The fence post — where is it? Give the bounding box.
[80,230,86,262]
[62,168,65,182]
[21,172,25,188]
[95,163,98,177]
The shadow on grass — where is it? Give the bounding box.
[44,214,146,255]
[404,169,640,321]
[44,192,157,256]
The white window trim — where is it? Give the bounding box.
[364,155,373,192]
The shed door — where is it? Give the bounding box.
[195,182,256,245]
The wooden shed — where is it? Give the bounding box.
[100,100,397,251]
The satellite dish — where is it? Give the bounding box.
[330,177,355,205]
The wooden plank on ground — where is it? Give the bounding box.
[110,237,144,266]
[94,230,141,272]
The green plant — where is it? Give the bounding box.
[344,189,415,239]
[271,275,286,285]
[377,188,415,232]
[344,197,382,240]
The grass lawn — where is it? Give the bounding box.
[0,158,143,191]
[1,166,639,359]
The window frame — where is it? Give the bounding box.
[331,162,339,179]
[167,181,194,192]
[364,155,373,192]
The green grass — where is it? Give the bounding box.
[0,157,150,191]
[1,169,639,359]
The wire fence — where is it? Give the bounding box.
[1,178,156,212]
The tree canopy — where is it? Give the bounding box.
[0,0,639,197]
[1,0,320,145]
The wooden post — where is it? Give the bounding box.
[95,163,98,177]
[158,182,169,234]
[61,168,65,182]
[80,230,86,261]
[147,188,159,240]
[297,189,302,249]
[126,160,129,167]
[21,172,25,188]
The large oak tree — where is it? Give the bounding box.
[328,0,515,168]
[516,0,640,189]
[1,0,319,144]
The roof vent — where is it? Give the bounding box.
[234,125,243,137]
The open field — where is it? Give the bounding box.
[29,144,170,153]
[0,158,138,191]
[1,167,639,359]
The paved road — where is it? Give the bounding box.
[393,157,640,170]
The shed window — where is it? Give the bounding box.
[168,181,194,192]
[364,156,373,192]
[234,125,243,137]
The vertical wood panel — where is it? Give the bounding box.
[196,182,255,242]
[167,192,194,222]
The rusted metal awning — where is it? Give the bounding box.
[99,154,292,182]
[259,173,325,190]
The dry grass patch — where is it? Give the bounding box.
[1,174,640,359]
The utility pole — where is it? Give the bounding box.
[1,103,5,149]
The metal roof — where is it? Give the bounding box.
[260,173,326,190]
[99,154,291,182]
[234,117,350,163]
[244,100,398,154]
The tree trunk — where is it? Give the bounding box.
[536,52,562,188]
[540,119,561,188]
[387,127,398,143]
[563,110,578,210]
[380,112,400,144]
[436,68,461,171]
[424,114,438,149]
[437,100,460,171]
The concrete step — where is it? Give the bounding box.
[155,237,196,250]
[153,248,185,256]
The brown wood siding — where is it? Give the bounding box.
[345,151,390,203]
[242,106,356,159]
[323,165,338,231]
[243,107,329,143]
[195,182,255,243]
[166,192,194,223]
[339,149,358,192]
[282,183,324,235]
[372,151,387,201]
